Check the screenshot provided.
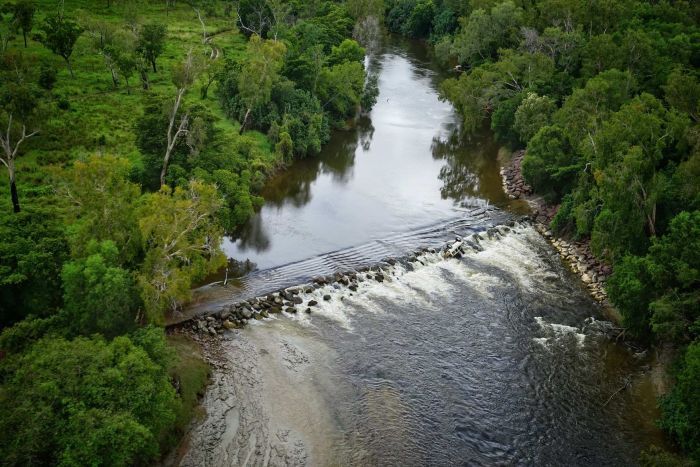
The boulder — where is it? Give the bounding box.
[323,294,331,301]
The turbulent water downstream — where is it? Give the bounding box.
[177,39,666,466]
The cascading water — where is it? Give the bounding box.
[179,224,665,466]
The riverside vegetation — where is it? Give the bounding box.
[0,0,378,464]
[382,0,699,463]
[0,0,698,465]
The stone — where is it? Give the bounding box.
[305,307,312,314]
[223,320,236,330]
[349,284,358,292]
[270,306,282,314]
[308,300,318,306]
[292,296,303,305]
[241,308,253,319]
[208,327,217,336]
[323,294,331,301]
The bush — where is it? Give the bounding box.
[0,328,179,466]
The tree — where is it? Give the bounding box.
[660,341,700,463]
[237,35,286,134]
[136,180,225,322]
[61,240,140,338]
[136,23,166,73]
[200,58,222,99]
[328,39,365,66]
[8,0,35,48]
[664,69,700,123]
[317,60,366,120]
[514,92,556,143]
[38,15,82,78]
[59,155,141,263]
[160,51,202,186]
[0,330,178,466]
[450,1,523,65]
[0,83,39,213]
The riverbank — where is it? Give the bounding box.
[500,150,615,314]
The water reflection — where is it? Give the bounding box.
[225,38,522,270]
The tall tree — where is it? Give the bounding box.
[136,23,166,73]
[160,51,201,186]
[0,84,39,213]
[38,15,82,78]
[8,0,35,47]
[237,34,285,134]
[136,179,225,322]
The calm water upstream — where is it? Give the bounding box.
[178,39,667,466]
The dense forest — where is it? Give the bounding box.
[383,0,699,463]
[0,0,376,464]
[0,0,698,464]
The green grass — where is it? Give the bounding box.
[164,333,211,451]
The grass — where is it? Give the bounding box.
[164,333,211,453]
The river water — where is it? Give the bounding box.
[178,39,666,466]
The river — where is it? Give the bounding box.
[177,38,667,466]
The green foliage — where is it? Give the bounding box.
[608,211,700,342]
[450,1,523,65]
[61,240,140,338]
[514,92,556,144]
[136,180,226,322]
[0,207,68,325]
[6,0,35,48]
[328,38,364,65]
[660,342,700,463]
[522,125,578,201]
[136,23,166,73]
[0,329,178,466]
[37,15,82,76]
[60,155,141,263]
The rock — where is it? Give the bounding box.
[285,307,297,314]
[349,284,358,292]
[305,307,312,314]
[375,273,385,282]
[308,300,318,306]
[304,287,314,293]
[270,306,282,314]
[241,308,253,319]
[220,311,231,320]
[223,319,236,330]
[292,296,303,305]
[323,294,331,301]
[208,327,217,336]
[260,310,269,318]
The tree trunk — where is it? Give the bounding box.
[239,108,251,135]
[23,31,27,48]
[140,69,150,90]
[9,173,19,213]
[65,57,75,78]
[160,155,170,186]
[152,59,157,73]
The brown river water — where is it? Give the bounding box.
[175,38,668,466]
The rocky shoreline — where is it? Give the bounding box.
[500,150,613,309]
